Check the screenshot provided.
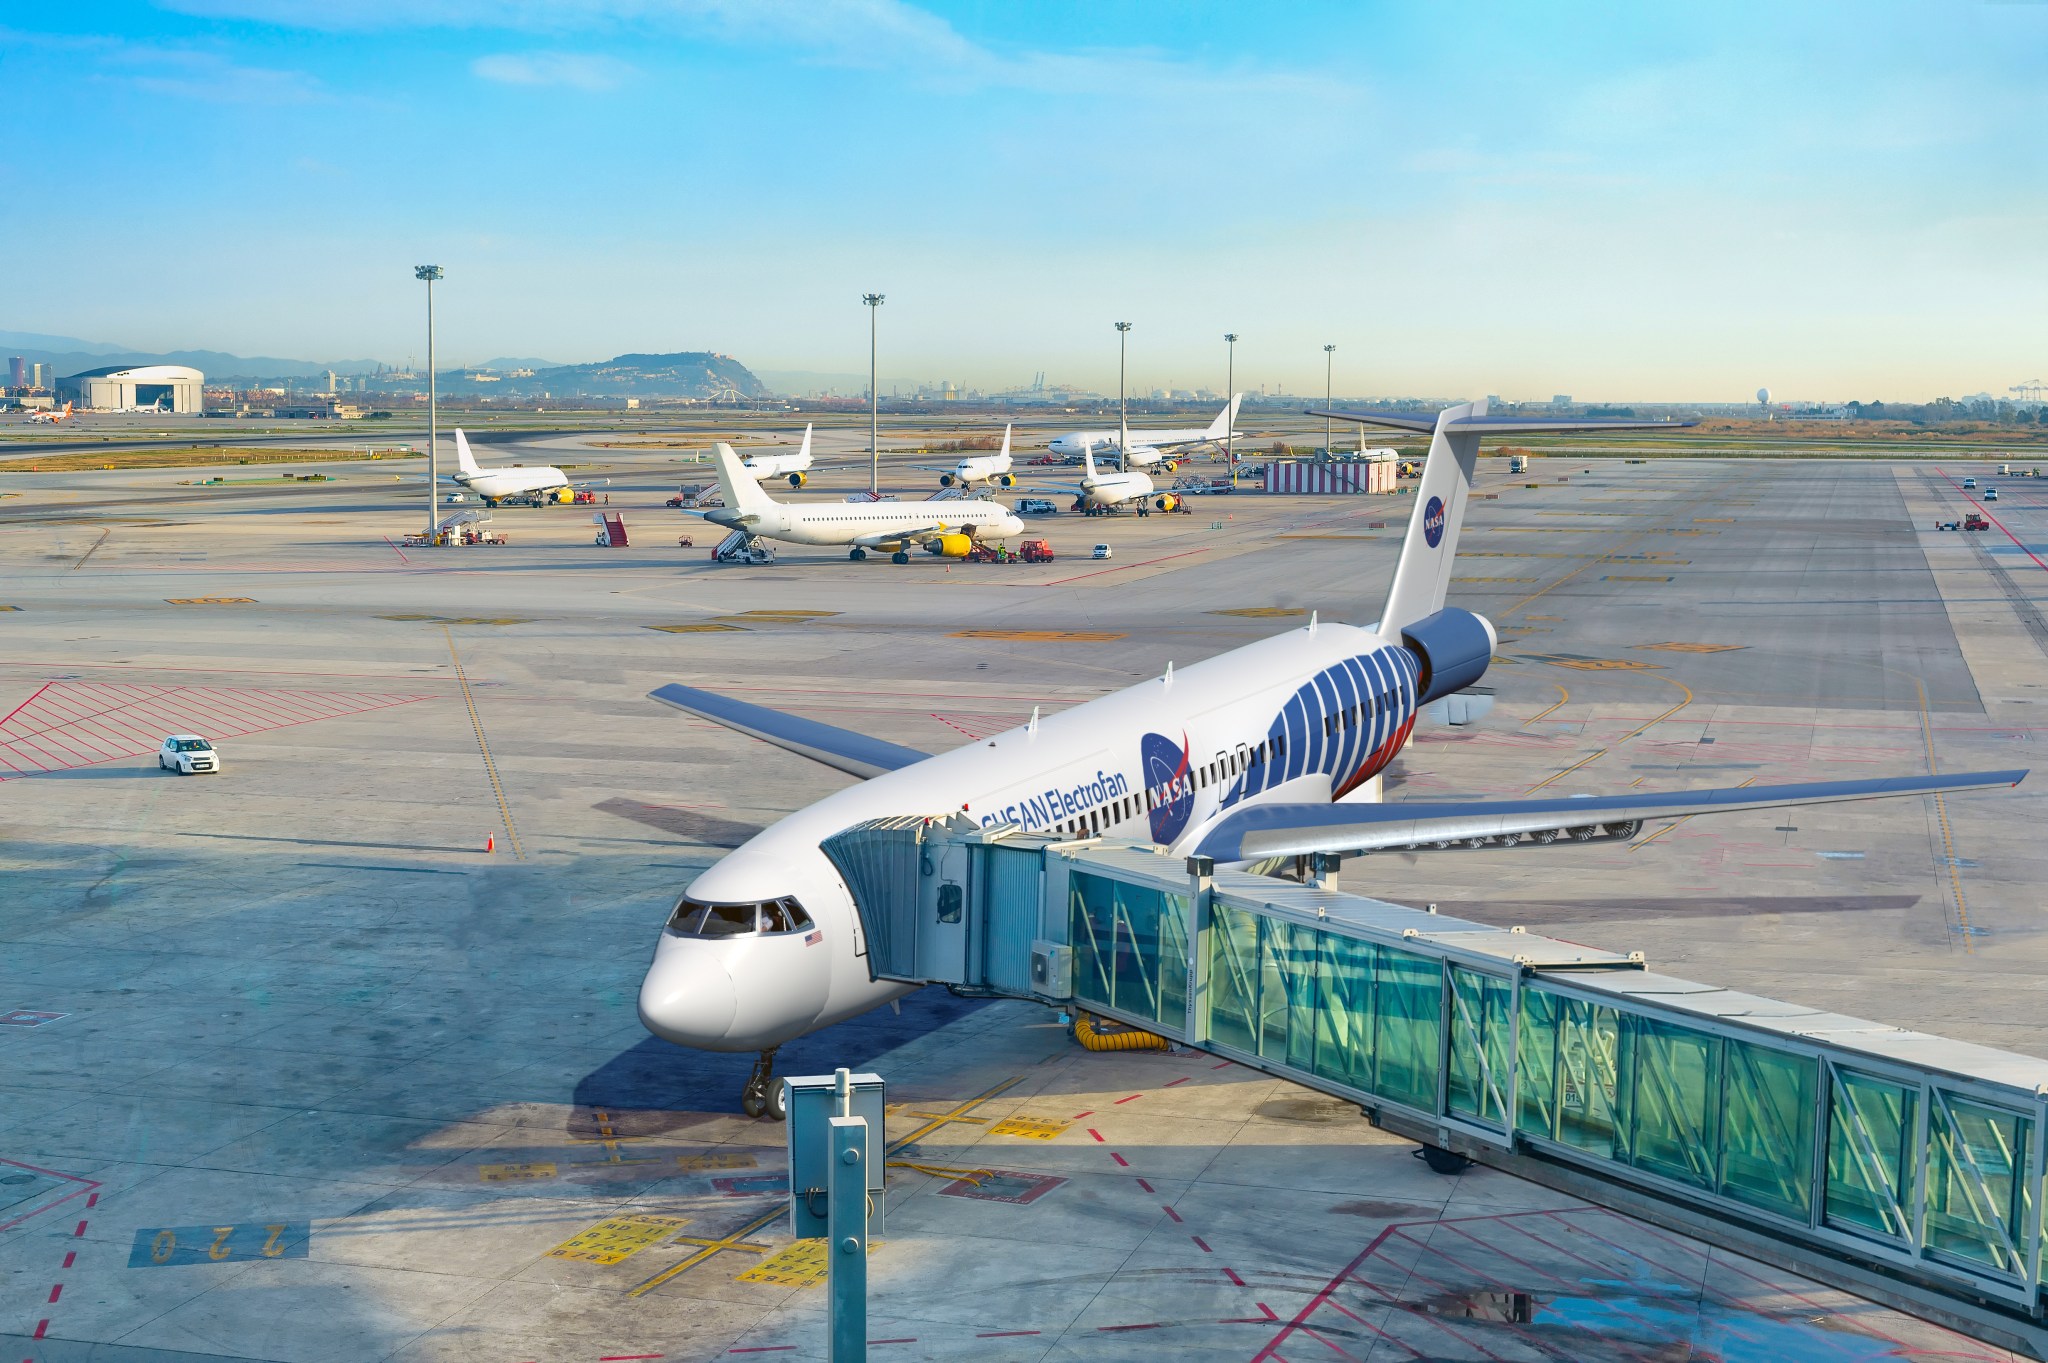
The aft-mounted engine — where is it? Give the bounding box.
[1398,607,1497,705]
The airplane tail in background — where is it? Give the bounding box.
[797,423,813,464]
[453,429,482,477]
[1082,440,1100,482]
[1308,402,1699,637]
[999,422,1012,463]
[711,443,777,516]
[1206,393,1243,440]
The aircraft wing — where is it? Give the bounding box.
[1192,770,2026,862]
[1306,407,1700,434]
[650,682,931,779]
[851,524,948,546]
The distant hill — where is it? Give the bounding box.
[0,331,381,382]
[488,352,767,399]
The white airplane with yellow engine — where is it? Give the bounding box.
[701,444,1023,563]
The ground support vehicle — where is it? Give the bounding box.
[158,735,219,774]
[1019,538,1054,562]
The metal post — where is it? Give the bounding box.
[1223,333,1237,483]
[828,1113,869,1362]
[863,294,884,496]
[1323,343,1335,463]
[415,265,443,535]
[1115,322,1132,455]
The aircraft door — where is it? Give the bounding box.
[913,839,972,984]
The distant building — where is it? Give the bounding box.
[7,357,23,388]
[56,363,205,413]
[1550,394,1573,408]
[31,362,46,388]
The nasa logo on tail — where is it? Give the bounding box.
[1423,495,1446,548]
[1141,731,1194,843]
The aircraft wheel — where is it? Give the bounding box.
[892,551,910,564]
[740,1083,767,1119]
[765,1082,787,1122]
[849,548,867,561]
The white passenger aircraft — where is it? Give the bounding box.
[1048,394,1243,467]
[1035,441,1155,512]
[639,399,2024,1118]
[914,424,1015,490]
[739,425,819,488]
[449,430,576,504]
[700,444,1024,563]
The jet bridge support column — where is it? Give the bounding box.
[1184,855,1213,1042]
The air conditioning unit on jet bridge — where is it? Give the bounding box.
[1031,941,1072,1000]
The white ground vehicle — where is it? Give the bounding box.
[158,735,220,774]
[1092,543,1113,560]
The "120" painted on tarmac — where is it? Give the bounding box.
[128,1220,310,1267]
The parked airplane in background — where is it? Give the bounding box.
[636,397,2025,1117]
[1048,394,1243,467]
[1036,441,1154,511]
[740,425,818,488]
[699,444,1023,563]
[26,403,75,424]
[915,424,1015,490]
[451,430,575,504]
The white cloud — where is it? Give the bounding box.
[472,51,636,90]
[93,45,323,103]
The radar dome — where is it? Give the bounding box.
[1756,387,1772,406]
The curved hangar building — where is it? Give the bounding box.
[56,364,204,413]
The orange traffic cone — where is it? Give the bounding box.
[485,834,495,853]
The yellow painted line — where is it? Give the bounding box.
[646,623,746,633]
[166,596,255,605]
[1602,575,1673,582]
[951,629,1125,642]
[1526,677,1693,794]
[478,1162,557,1182]
[990,1116,1073,1140]
[1525,686,1570,725]
[444,626,525,860]
[732,609,839,618]
[1916,678,1974,953]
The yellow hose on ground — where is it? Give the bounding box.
[1073,1011,1170,1052]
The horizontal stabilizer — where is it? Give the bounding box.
[1307,407,1698,435]
[650,682,930,779]
[1194,769,2025,862]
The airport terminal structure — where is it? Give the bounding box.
[54,362,204,413]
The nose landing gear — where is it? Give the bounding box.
[740,1046,786,1120]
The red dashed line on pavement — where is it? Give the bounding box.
[1192,1236,1213,1253]
[1223,1267,1246,1287]
[73,1220,86,1236]
[1113,1093,1142,1104]
[978,1331,1041,1338]
[31,1322,48,1340]
[600,1355,665,1361]
[1071,1109,1093,1119]
[1098,1322,1166,1332]
[1087,1128,1104,1142]
[1110,1152,1129,1167]
[46,1285,60,1304]
[84,1193,97,1208]
[1162,1205,1183,1223]
[61,1252,74,1269]
[1164,1076,1191,1087]
[1211,1061,1232,1069]
[1135,1178,1154,1193]
[729,1350,796,1356]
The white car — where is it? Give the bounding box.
[158,735,220,774]
[1092,544,1112,560]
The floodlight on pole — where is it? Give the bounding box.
[1223,333,1238,479]
[415,265,443,535]
[1115,322,1132,451]
[1322,344,1336,462]
[863,293,884,495]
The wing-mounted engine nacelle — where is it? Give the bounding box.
[1400,607,1497,705]
[939,472,956,487]
[1155,493,1182,512]
[997,473,1016,488]
[787,471,808,488]
[923,532,973,558]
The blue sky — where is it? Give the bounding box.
[3,1,2043,401]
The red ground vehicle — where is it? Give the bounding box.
[1964,512,1990,531]
[1019,538,1054,562]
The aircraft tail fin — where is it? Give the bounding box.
[797,423,813,465]
[1082,439,1100,482]
[453,429,482,478]
[710,443,776,515]
[1206,394,1242,439]
[999,422,1012,463]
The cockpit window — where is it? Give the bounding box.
[667,896,813,937]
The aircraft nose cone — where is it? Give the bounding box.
[637,942,739,1048]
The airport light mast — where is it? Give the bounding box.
[1224,332,1238,482]
[1115,321,1132,451]
[1322,343,1336,463]
[415,265,443,535]
[863,293,884,495]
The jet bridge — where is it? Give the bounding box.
[821,816,2048,1357]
